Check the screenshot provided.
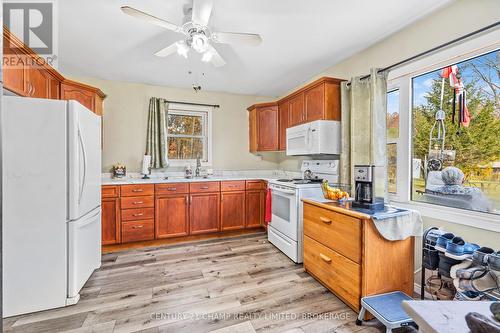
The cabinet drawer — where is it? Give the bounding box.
[102,185,120,198]
[121,196,154,209]
[304,235,361,310]
[190,182,220,193]
[221,181,246,192]
[245,180,266,190]
[121,220,154,243]
[120,184,154,197]
[155,183,189,195]
[303,203,361,263]
[121,208,154,222]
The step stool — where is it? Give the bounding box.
[356,291,416,333]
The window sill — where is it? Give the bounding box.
[390,200,500,233]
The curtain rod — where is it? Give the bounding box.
[165,100,220,108]
[347,20,500,85]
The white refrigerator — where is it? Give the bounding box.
[2,96,102,317]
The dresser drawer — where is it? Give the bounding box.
[120,184,154,197]
[102,185,119,198]
[155,183,189,195]
[304,235,361,310]
[303,203,362,263]
[121,207,154,221]
[246,180,265,190]
[221,181,246,192]
[190,182,220,193]
[122,220,154,243]
[121,196,154,209]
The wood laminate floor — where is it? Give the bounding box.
[4,232,389,333]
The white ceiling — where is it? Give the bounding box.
[58,0,453,97]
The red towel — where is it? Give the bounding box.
[265,188,272,224]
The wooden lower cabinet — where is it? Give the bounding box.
[221,191,246,231]
[101,197,120,245]
[101,182,267,246]
[155,194,189,238]
[303,201,414,313]
[190,192,220,234]
[246,190,265,228]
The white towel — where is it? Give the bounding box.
[371,209,423,241]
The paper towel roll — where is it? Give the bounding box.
[142,155,151,175]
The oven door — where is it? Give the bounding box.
[270,185,298,240]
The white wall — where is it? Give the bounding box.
[69,76,277,172]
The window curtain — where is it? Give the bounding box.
[146,97,169,168]
[340,68,388,201]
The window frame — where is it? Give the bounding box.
[386,28,500,232]
[166,103,213,167]
[386,88,401,198]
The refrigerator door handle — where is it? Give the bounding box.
[78,127,87,205]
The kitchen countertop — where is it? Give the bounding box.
[301,198,410,220]
[102,175,278,186]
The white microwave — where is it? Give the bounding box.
[286,120,341,156]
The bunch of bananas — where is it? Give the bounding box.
[322,180,349,201]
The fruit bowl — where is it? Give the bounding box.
[321,181,352,201]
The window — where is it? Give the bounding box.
[166,104,212,165]
[387,90,400,194]
[410,50,499,216]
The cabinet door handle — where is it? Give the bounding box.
[132,189,143,192]
[31,83,36,95]
[200,186,209,189]
[132,225,144,229]
[167,188,177,191]
[319,253,332,263]
[320,217,332,224]
[132,213,144,217]
[132,201,143,205]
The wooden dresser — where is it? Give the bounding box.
[302,199,414,313]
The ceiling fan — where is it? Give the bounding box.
[121,0,262,67]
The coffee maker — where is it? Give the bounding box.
[352,165,385,211]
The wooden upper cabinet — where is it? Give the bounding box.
[3,48,28,96]
[288,93,305,127]
[247,102,279,152]
[278,100,289,151]
[3,27,104,115]
[304,80,342,122]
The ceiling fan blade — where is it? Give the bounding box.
[206,45,225,67]
[154,43,180,57]
[121,6,182,33]
[192,0,213,26]
[212,32,262,46]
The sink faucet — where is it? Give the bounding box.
[195,157,202,177]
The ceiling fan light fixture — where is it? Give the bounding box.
[191,33,209,53]
[176,41,189,58]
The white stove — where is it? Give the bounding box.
[267,160,339,263]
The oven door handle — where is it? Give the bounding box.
[271,187,296,195]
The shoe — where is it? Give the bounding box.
[450,260,473,279]
[439,252,462,278]
[425,276,442,296]
[487,252,500,271]
[425,229,445,248]
[456,266,488,280]
[465,312,500,333]
[445,236,480,260]
[423,247,440,270]
[435,233,454,252]
[472,247,495,266]
[491,302,500,322]
[436,279,456,300]
[454,290,482,301]
[459,271,500,293]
